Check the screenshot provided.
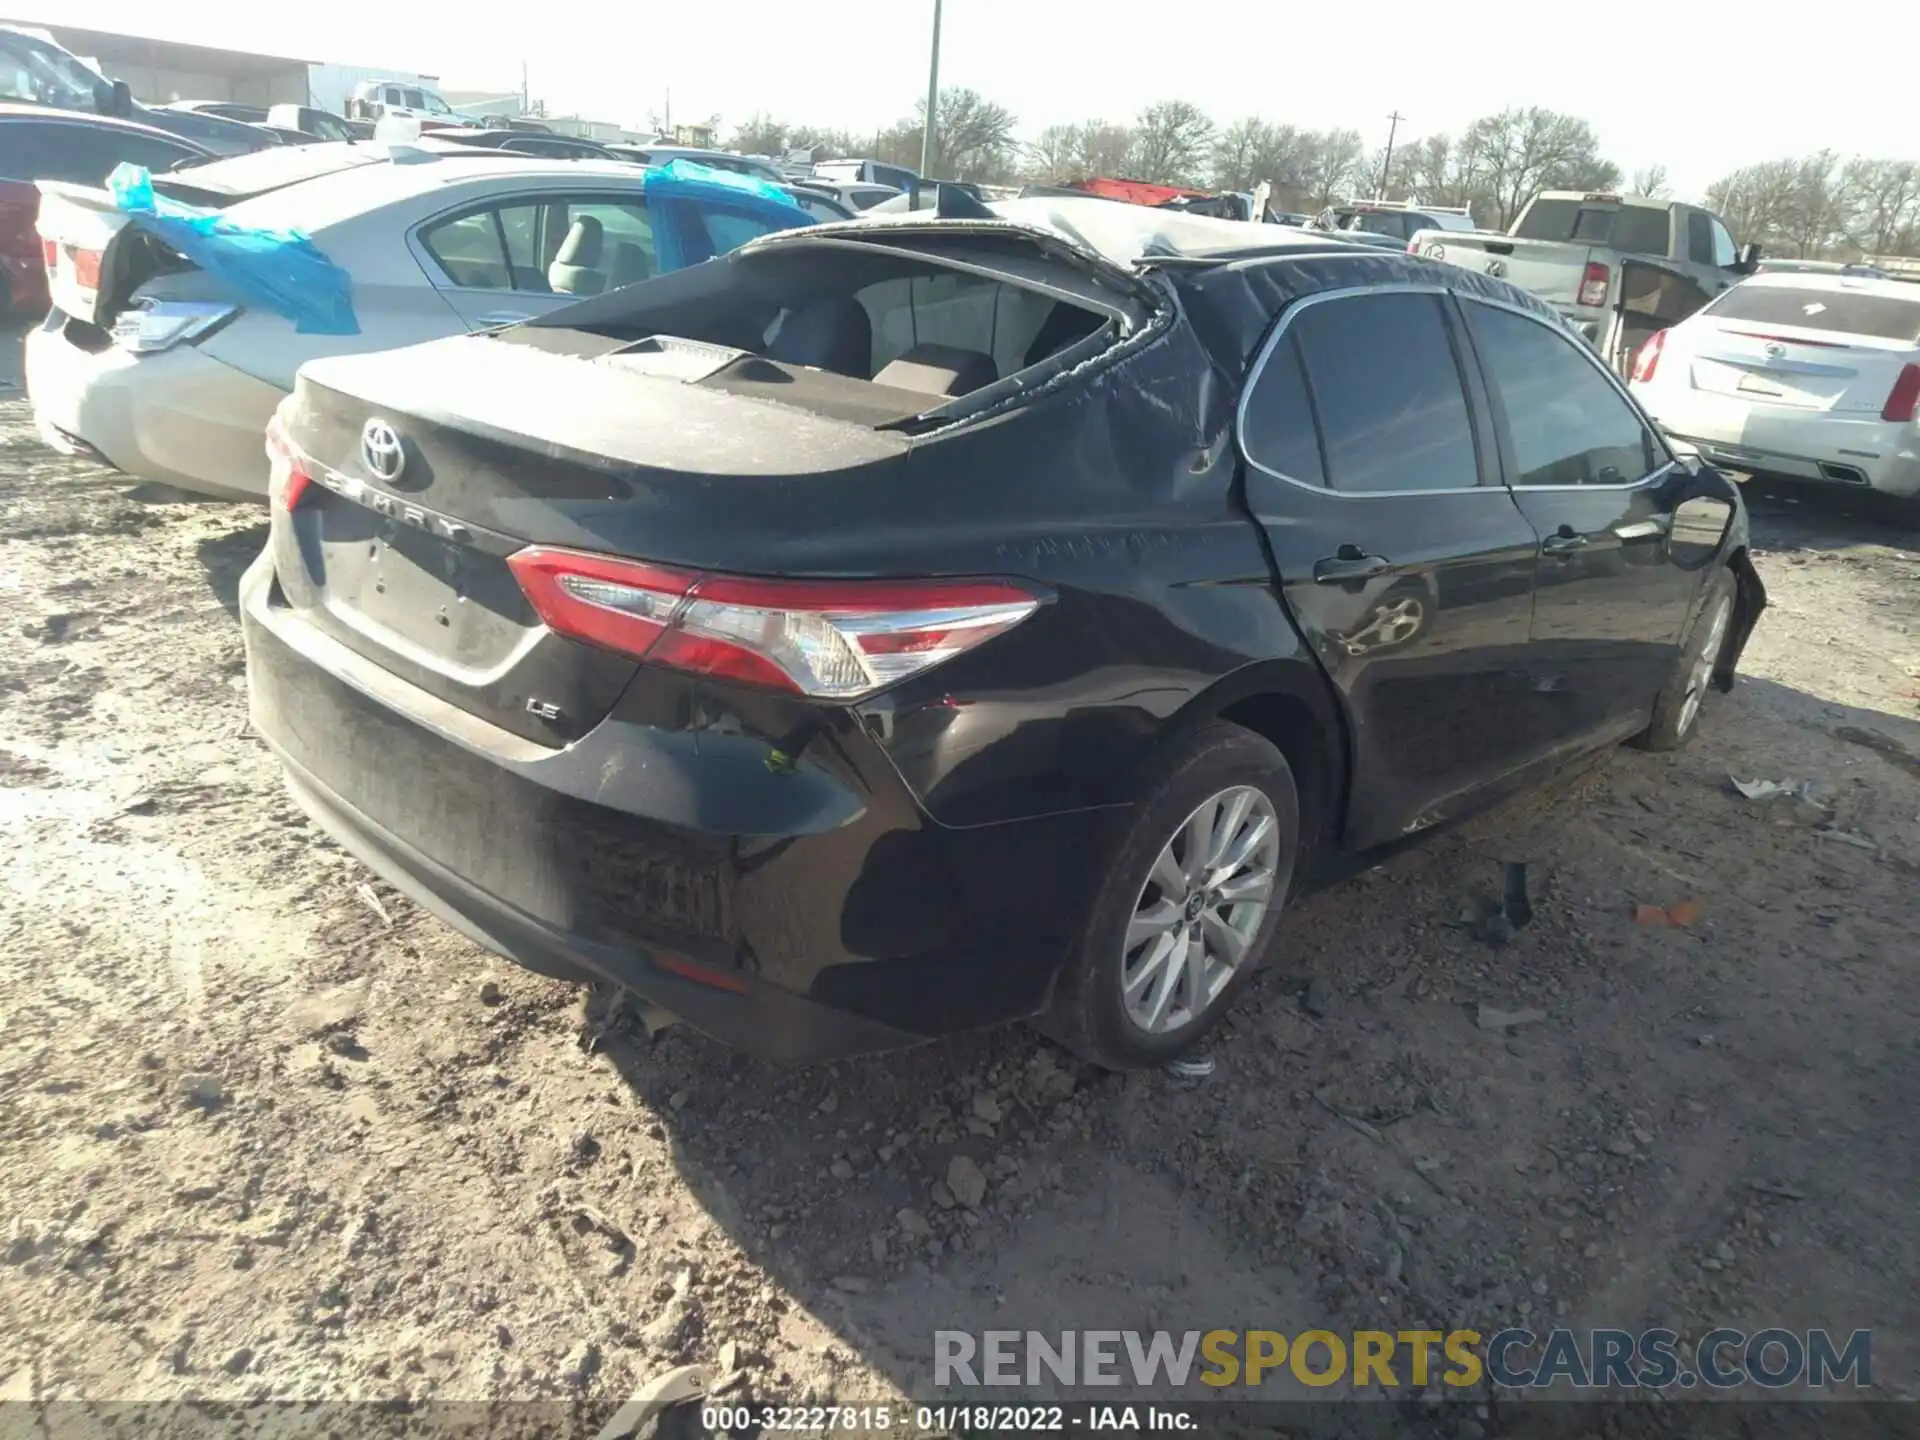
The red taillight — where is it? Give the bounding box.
[264,414,312,511]
[1631,328,1667,383]
[71,247,102,290]
[1883,364,1920,423]
[1577,261,1610,309]
[41,238,57,272]
[507,546,1042,700]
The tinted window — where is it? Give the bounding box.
[1241,332,1325,487]
[1353,212,1409,240]
[423,210,511,289]
[1464,301,1658,486]
[402,89,426,109]
[1687,212,1713,265]
[0,120,200,184]
[1706,285,1920,342]
[0,31,109,110]
[1290,293,1479,495]
[1516,199,1669,256]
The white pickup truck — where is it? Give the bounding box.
[1410,191,1760,373]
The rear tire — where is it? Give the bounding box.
[1040,722,1299,1070]
[1633,567,1736,752]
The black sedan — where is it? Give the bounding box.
[242,198,1765,1067]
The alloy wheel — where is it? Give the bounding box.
[1120,784,1282,1034]
[1678,594,1733,735]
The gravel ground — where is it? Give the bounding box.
[2,333,1916,1424]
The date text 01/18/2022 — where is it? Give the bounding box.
[700,1405,1197,1432]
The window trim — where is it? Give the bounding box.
[1455,292,1677,492]
[1234,282,1508,501]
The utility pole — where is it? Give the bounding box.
[919,0,943,180]
[520,60,528,116]
[1379,110,1405,198]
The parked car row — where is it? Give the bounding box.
[1399,190,1920,499]
[12,107,1775,1066]
[218,198,1764,1064]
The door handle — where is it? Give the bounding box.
[1541,529,1588,556]
[476,311,533,327]
[1313,547,1392,584]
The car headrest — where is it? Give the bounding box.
[554,215,603,268]
[767,296,873,378]
[872,343,997,398]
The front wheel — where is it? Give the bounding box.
[1633,567,1736,752]
[1041,722,1299,1070]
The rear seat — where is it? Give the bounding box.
[873,343,997,397]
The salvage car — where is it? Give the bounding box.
[2,104,210,318]
[241,197,1765,1067]
[28,140,811,498]
[1629,271,1920,498]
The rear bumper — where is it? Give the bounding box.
[1638,386,1920,497]
[24,317,282,500]
[240,553,1116,1060]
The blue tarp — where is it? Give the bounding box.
[644,159,811,228]
[107,164,359,335]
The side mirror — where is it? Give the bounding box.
[1733,241,1762,276]
[108,79,134,118]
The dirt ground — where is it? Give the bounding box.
[2,329,1917,1424]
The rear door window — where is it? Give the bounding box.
[1687,212,1713,264]
[422,209,512,289]
[1703,285,1920,342]
[1289,292,1481,495]
[1463,300,1661,486]
[1240,331,1326,487]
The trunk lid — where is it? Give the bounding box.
[273,331,918,744]
[1680,320,1917,413]
[35,183,143,326]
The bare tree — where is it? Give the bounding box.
[1839,157,1920,255]
[1212,117,1275,193]
[1631,164,1672,200]
[927,88,1020,180]
[1025,123,1081,183]
[1074,121,1135,178]
[729,114,788,157]
[1457,107,1619,226]
[1302,129,1365,210]
[1130,100,1215,186]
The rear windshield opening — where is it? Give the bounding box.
[504,235,1134,423]
[1514,198,1668,257]
[1704,285,1920,343]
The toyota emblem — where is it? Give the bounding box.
[1764,342,1786,358]
[1486,259,1507,279]
[360,419,405,482]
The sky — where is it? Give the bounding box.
[38,0,1916,200]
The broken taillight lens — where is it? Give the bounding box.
[1630,329,1667,383]
[264,413,312,511]
[1883,364,1920,423]
[1577,261,1610,309]
[71,246,103,290]
[508,547,1042,700]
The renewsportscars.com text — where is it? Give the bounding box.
[934,1328,1872,1391]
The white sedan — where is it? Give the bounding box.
[1628,271,1920,498]
[29,139,809,499]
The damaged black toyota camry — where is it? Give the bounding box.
[242,195,1765,1067]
